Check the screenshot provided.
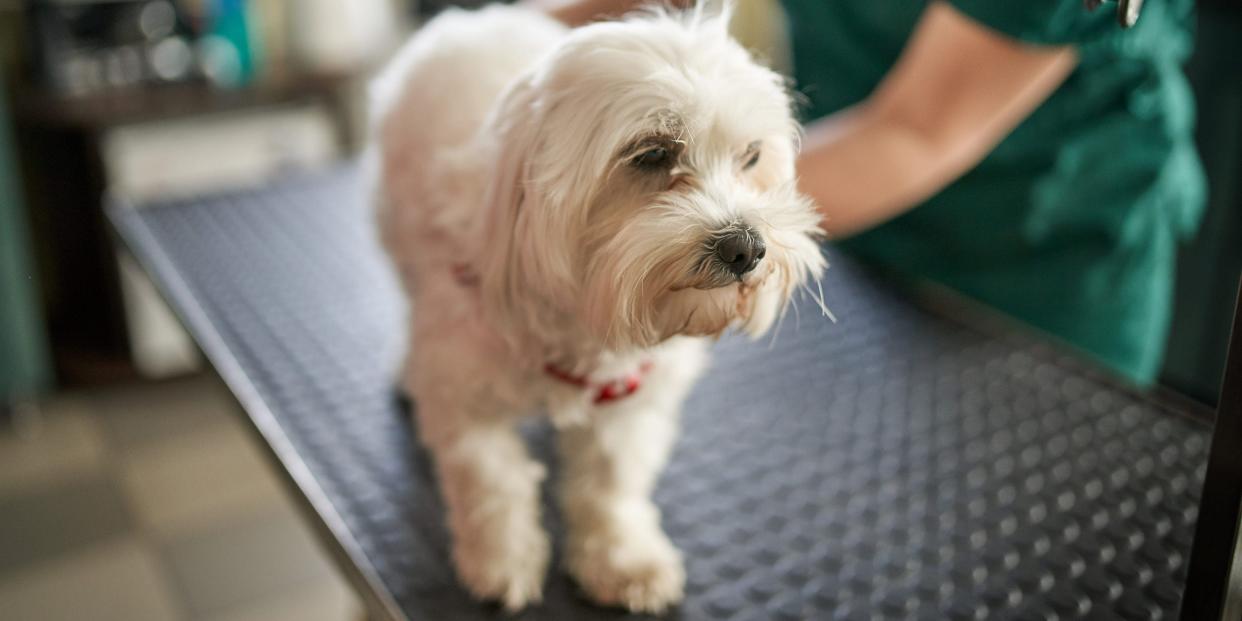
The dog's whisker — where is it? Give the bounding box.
[814,279,836,322]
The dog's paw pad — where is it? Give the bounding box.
[569,536,686,614]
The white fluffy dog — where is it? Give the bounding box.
[370,2,825,613]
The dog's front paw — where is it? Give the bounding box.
[567,527,686,614]
[453,524,550,611]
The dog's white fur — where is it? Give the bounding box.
[370,3,825,613]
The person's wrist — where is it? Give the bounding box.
[523,0,639,27]
[517,0,590,25]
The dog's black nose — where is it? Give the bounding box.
[712,228,766,277]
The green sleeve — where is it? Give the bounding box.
[946,0,1122,46]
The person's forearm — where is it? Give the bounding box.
[797,2,1077,240]
[522,0,688,26]
[797,105,983,239]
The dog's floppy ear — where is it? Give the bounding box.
[475,75,575,341]
[477,76,537,325]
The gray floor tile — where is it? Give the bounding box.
[161,502,339,618]
[0,537,185,621]
[1,377,356,620]
[117,409,285,539]
[197,572,359,621]
[91,374,236,453]
[0,397,109,495]
[0,474,136,576]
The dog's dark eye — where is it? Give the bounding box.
[633,147,673,170]
[743,144,761,170]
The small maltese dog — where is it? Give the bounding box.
[370,1,825,613]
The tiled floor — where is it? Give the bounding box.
[0,374,361,621]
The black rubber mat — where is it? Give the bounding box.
[110,165,1210,621]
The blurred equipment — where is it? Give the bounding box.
[13,79,353,383]
[10,0,396,385]
[290,0,399,72]
[25,0,202,97]
[198,0,258,87]
[0,78,53,408]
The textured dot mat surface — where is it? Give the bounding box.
[112,166,1209,620]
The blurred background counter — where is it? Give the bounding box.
[2,0,409,398]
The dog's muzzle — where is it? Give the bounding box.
[711,226,766,278]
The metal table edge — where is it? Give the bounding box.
[105,195,409,621]
[1181,277,1242,621]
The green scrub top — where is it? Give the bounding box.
[783,0,1205,384]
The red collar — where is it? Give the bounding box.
[544,361,654,404]
[455,264,653,405]
[451,263,481,287]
